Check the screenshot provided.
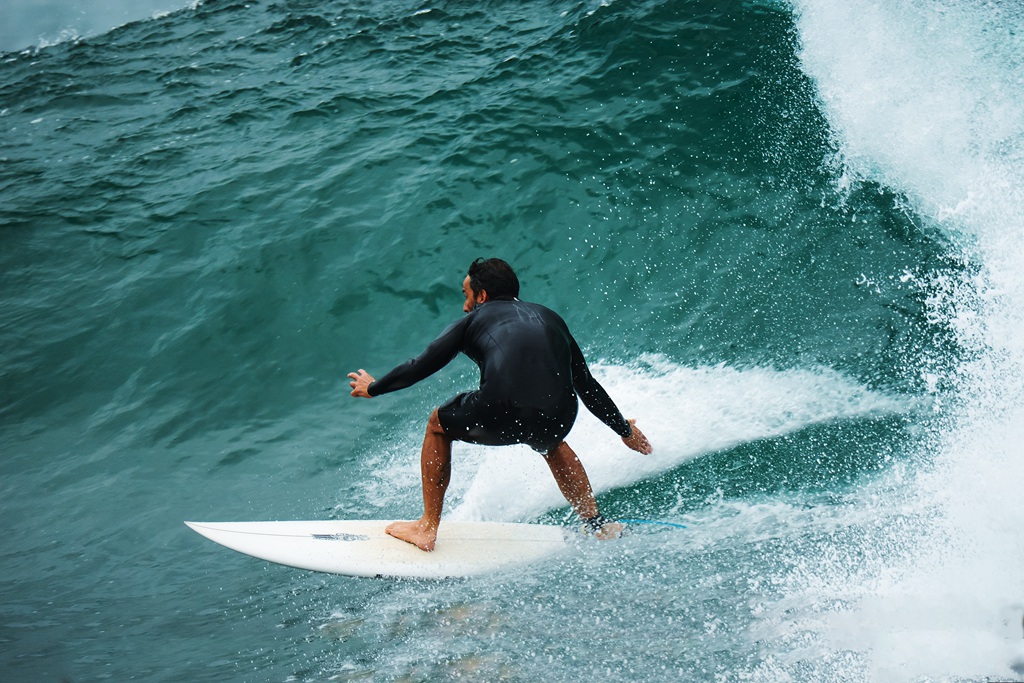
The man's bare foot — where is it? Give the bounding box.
[385,519,438,552]
[594,521,624,541]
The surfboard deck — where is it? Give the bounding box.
[185,520,572,579]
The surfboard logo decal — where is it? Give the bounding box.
[311,533,370,541]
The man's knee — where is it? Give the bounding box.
[427,408,448,438]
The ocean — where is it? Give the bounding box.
[1,0,1022,681]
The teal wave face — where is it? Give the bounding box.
[0,0,949,433]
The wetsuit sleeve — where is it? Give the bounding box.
[367,318,466,397]
[569,337,632,438]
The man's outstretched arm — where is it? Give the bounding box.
[569,338,652,454]
[347,318,466,399]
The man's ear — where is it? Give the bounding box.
[476,289,489,304]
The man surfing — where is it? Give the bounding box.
[348,258,652,551]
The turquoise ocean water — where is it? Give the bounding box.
[2,0,1023,680]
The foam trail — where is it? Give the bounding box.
[778,0,1024,679]
[449,356,915,522]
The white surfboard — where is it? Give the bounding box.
[185,520,572,579]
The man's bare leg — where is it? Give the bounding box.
[386,408,451,551]
[544,441,623,540]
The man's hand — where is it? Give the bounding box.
[622,419,652,454]
[348,369,375,398]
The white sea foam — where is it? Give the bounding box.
[448,355,916,522]
[775,0,1024,679]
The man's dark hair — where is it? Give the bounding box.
[467,258,520,299]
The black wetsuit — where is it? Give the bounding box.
[368,298,632,453]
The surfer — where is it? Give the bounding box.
[348,258,652,551]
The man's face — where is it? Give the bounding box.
[462,275,485,313]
